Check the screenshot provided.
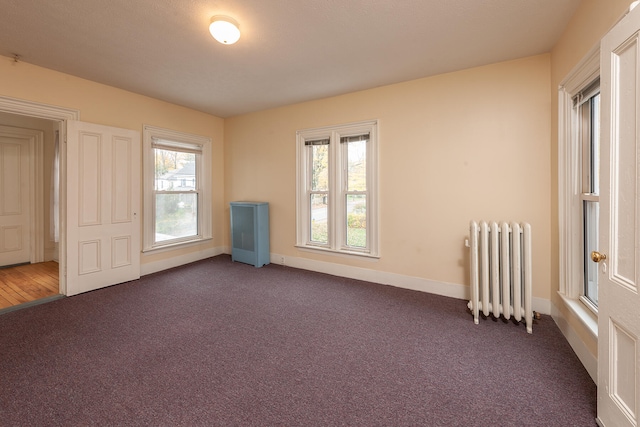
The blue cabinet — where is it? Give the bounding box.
[230,202,270,267]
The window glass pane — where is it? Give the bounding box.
[346,194,366,248]
[311,145,329,191]
[154,149,196,191]
[347,140,367,191]
[591,94,600,195]
[155,193,198,242]
[583,200,599,305]
[310,194,328,244]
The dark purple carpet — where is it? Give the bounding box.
[0,255,596,426]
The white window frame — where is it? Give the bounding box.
[557,46,599,337]
[142,125,212,252]
[296,120,379,258]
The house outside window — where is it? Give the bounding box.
[296,120,379,257]
[143,125,212,251]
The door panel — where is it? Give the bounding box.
[112,137,133,223]
[66,121,140,296]
[598,5,640,426]
[78,132,101,226]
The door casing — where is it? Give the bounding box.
[0,95,79,295]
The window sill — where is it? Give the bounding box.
[143,237,212,255]
[558,291,598,338]
[295,244,380,260]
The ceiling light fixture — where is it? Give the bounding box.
[209,15,241,45]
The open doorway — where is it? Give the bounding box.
[0,111,60,311]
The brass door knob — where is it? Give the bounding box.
[591,251,607,263]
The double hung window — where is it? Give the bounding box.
[577,80,600,309]
[558,46,600,332]
[558,45,600,338]
[143,125,212,251]
[296,120,378,257]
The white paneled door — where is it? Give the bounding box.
[66,121,140,296]
[0,125,44,267]
[0,131,31,266]
[597,4,640,426]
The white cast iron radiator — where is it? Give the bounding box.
[468,221,533,333]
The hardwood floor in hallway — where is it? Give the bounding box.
[0,262,59,309]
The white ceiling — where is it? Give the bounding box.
[1,0,581,118]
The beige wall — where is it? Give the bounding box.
[549,0,632,359]
[0,55,226,268]
[225,54,552,300]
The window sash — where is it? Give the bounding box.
[309,192,329,246]
[153,148,199,191]
[577,83,600,309]
[153,191,200,245]
[307,140,331,247]
[152,148,202,246]
[580,93,600,196]
[582,199,599,307]
[341,136,368,250]
[308,141,329,192]
[344,193,367,249]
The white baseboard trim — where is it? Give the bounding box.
[551,301,597,382]
[532,297,551,317]
[141,246,226,276]
[271,252,468,300]
[268,252,551,315]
